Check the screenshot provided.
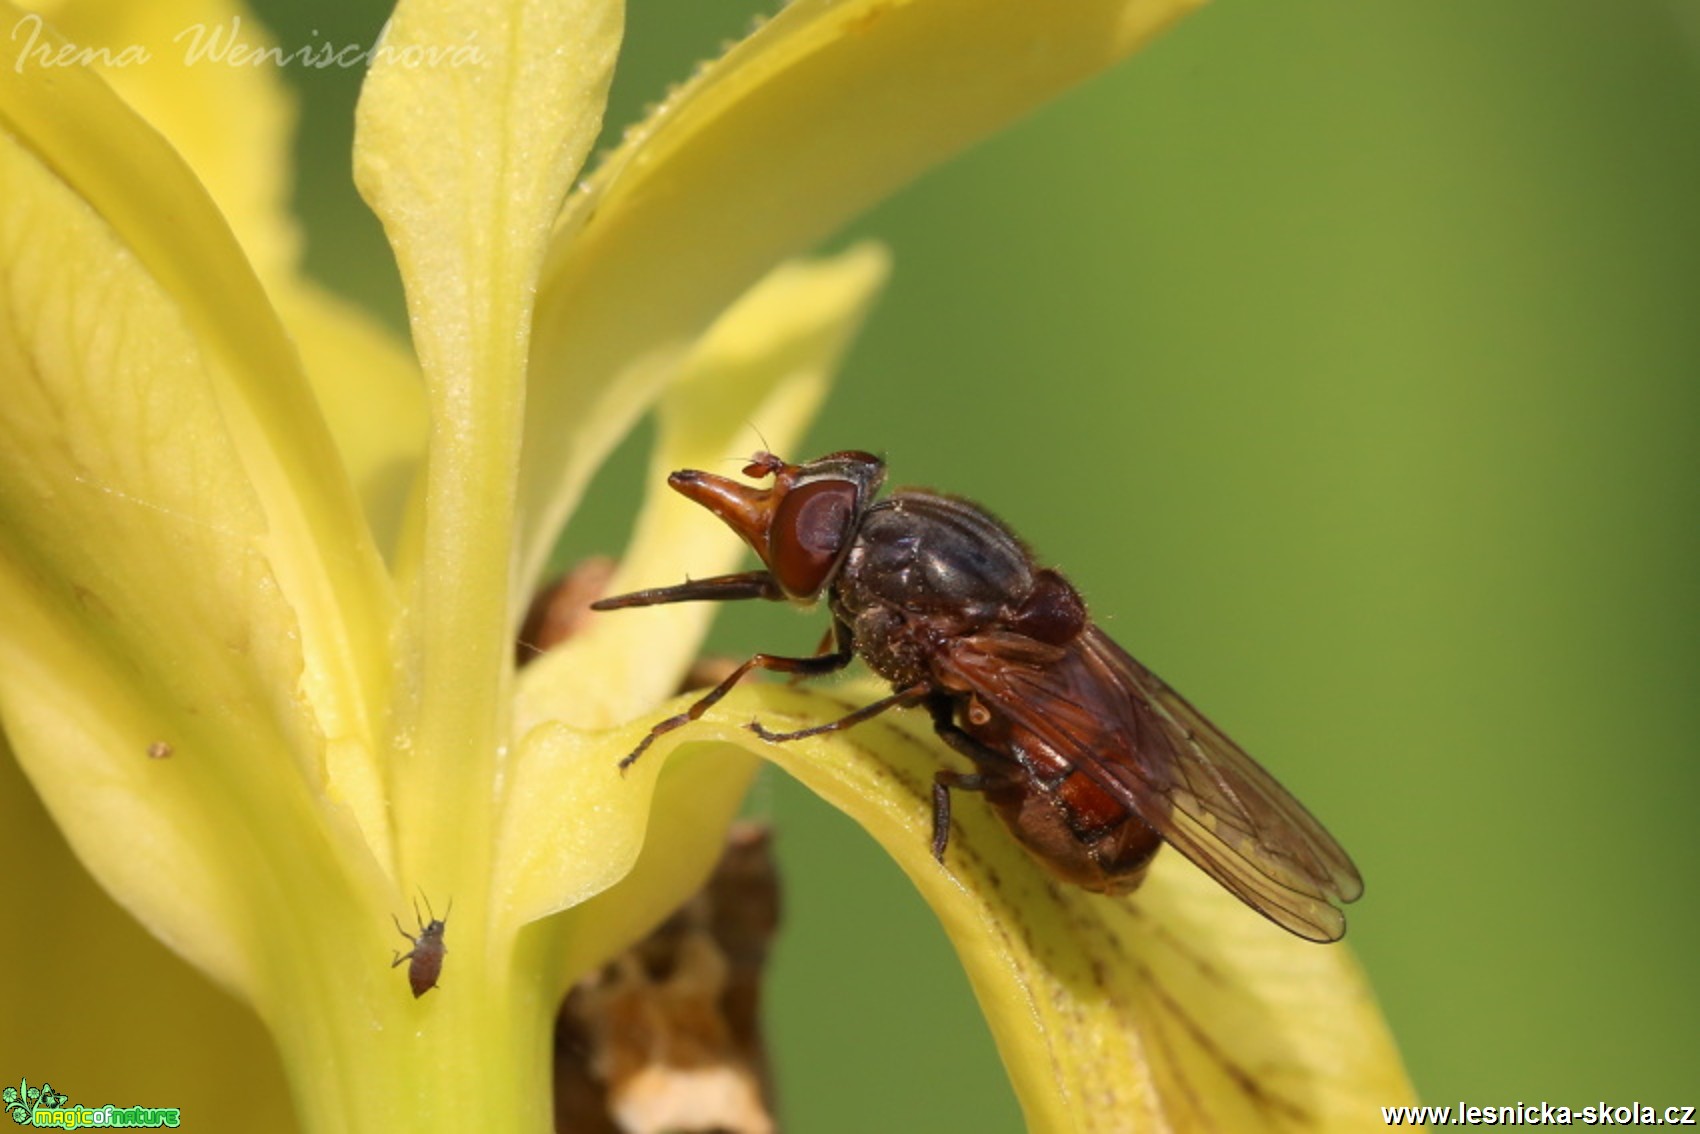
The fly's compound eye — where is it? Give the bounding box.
[768,479,858,599]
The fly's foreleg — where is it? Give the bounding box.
[591,570,781,611]
[619,637,855,770]
[746,681,929,743]
[789,624,841,686]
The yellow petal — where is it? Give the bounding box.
[353,0,623,881]
[0,2,395,774]
[0,596,327,996]
[500,245,888,930]
[0,121,386,988]
[543,741,760,990]
[354,0,621,396]
[21,0,302,282]
[517,0,1203,586]
[0,743,294,1132]
[694,681,1417,1131]
[20,3,432,539]
[493,722,759,934]
[277,286,427,559]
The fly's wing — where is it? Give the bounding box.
[940,627,1362,942]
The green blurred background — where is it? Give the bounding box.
[9,0,1700,1129]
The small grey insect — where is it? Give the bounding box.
[392,895,449,998]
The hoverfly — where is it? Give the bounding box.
[593,451,1362,941]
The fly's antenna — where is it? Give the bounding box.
[726,423,778,469]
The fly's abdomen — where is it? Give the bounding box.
[976,721,1164,894]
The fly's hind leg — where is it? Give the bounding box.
[931,769,991,863]
[749,683,981,861]
[922,695,1022,863]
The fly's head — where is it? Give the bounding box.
[669,450,886,602]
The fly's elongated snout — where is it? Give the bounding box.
[666,469,779,564]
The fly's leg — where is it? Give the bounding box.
[923,695,1021,863]
[619,636,854,770]
[789,624,840,686]
[746,681,929,743]
[930,769,990,863]
[591,570,782,611]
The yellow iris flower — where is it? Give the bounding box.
[0,0,1414,1129]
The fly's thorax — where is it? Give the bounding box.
[830,490,1055,690]
[835,491,1039,627]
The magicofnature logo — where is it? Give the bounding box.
[4,1079,66,1125]
[4,1078,180,1128]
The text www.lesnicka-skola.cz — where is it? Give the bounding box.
[1382,1102,1697,1126]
